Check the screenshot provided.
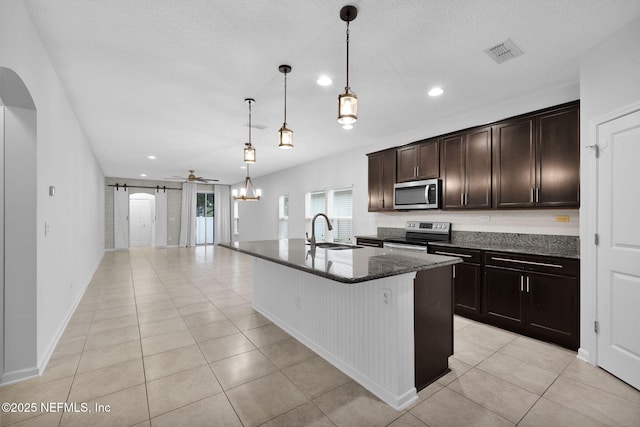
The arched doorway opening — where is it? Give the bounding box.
[0,67,38,383]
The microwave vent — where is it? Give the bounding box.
[484,39,524,64]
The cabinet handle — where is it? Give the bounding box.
[520,276,524,292]
[359,241,381,247]
[531,188,535,203]
[490,257,563,269]
[435,251,472,258]
[536,188,540,203]
[465,193,468,205]
[453,265,456,279]
[526,276,530,293]
[461,193,465,205]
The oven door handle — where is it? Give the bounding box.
[384,242,427,251]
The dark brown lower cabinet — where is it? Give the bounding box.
[483,252,579,350]
[429,246,482,320]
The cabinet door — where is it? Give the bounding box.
[367,154,383,211]
[483,266,525,331]
[493,118,536,208]
[453,263,482,318]
[536,105,580,207]
[380,149,396,211]
[396,146,417,182]
[525,272,579,350]
[441,134,465,209]
[417,139,439,179]
[465,127,492,209]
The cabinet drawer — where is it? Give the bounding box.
[430,246,482,264]
[484,251,578,277]
[356,237,384,248]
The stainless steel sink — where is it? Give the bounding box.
[312,242,364,250]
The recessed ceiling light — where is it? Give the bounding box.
[428,87,444,97]
[140,173,147,177]
[342,124,353,130]
[317,75,332,86]
[147,155,156,159]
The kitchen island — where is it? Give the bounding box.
[220,238,460,409]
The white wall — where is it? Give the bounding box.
[2,106,37,379]
[0,0,105,381]
[234,86,580,242]
[578,16,640,363]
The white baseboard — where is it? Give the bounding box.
[577,348,593,364]
[1,366,40,385]
[35,251,104,378]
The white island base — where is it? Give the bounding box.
[251,257,453,410]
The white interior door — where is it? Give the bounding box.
[154,191,168,247]
[129,198,152,247]
[596,107,640,390]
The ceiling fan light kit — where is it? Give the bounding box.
[233,98,262,201]
[338,5,358,126]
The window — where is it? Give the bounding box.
[330,188,353,243]
[305,187,353,243]
[278,195,289,239]
[233,201,239,235]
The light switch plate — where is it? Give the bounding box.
[49,186,56,196]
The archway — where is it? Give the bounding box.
[0,67,38,383]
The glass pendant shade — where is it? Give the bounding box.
[338,89,358,125]
[278,125,293,149]
[244,143,256,163]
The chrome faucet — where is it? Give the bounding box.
[306,213,333,247]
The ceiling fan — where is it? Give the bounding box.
[165,170,219,183]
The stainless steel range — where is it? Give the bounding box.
[383,221,451,251]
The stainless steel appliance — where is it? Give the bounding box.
[383,221,451,251]
[393,179,441,210]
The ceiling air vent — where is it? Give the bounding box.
[484,39,524,64]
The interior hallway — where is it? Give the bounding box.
[1,246,639,426]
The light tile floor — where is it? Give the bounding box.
[2,246,639,426]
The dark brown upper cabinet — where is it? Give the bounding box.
[396,138,439,182]
[441,127,492,209]
[493,102,580,208]
[367,149,396,212]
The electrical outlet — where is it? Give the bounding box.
[382,288,392,306]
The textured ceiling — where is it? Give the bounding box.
[23,0,640,184]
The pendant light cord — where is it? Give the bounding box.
[345,21,350,90]
[248,100,252,147]
[283,72,288,125]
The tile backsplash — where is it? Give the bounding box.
[376,209,579,236]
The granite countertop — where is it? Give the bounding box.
[219,238,461,284]
[357,230,580,260]
[427,240,579,259]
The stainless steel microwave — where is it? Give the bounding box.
[393,179,441,210]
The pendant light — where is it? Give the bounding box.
[278,64,293,149]
[233,98,262,201]
[338,5,358,126]
[243,98,256,163]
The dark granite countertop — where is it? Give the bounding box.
[219,238,461,283]
[357,230,580,259]
[429,232,580,259]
